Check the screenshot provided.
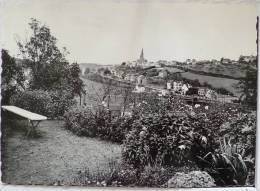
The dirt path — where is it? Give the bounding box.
[1,120,121,185]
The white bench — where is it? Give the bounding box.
[2,105,47,137]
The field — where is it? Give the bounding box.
[1,119,121,185]
[189,62,246,78]
[181,72,240,96]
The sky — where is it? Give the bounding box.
[0,0,257,65]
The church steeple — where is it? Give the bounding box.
[139,48,145,65]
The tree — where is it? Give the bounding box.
[103,68,111,75]
[84,67,90,75]
[1,49,25,104]
[67,63,84,97]
[236,66,257,107]
[17,18,69,90]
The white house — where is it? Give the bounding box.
[181,84,189,95]
[137,75,147,85]
[167,82,172,90]
[205,89,218,99]
[173,81,183,91]
[133,85,145,93]
[158,69,168,78]
[198,87,207,96]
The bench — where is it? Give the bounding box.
[1,105,47,137]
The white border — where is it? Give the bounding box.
[0,0,259,191]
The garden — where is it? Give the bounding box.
[1,18,257,188]
[63,93,256,187]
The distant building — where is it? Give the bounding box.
[167,82,172,90]
[137,48,148,66]
[221,58,231,64]
[181,84,189,95]
[198,87,207,96]
[137,75,147,85]
[173,81,183,91]
[205,89,218,99]
[158,69,168,78]
[133,85,145,93]
[239,55,257,63]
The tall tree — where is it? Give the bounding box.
[1,49,25,104]
[17,18,69,90]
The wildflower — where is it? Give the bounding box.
[178,145,186,150]
[195,104,200,108]
[201,136,207,144]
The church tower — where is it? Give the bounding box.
[139,48,145,65]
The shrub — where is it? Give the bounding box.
[10,90,53,116]
[64,106,98,136]
[10,90,75,118]
[122,112,218,169]
[64,106,134,143]
[197,136,253,186]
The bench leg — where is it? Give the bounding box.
[27,120,41,137]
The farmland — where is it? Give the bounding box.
[181,72,240,96]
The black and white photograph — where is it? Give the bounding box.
[0,0,258,189]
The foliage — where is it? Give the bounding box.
[84,67,90,75]
[122,110,218,169]
[236,66,257,107]
[1,49,25,104]
[167,171,216,188]
[64,106,134,143]
[67,63,84,97]
[10,90,75,118]
[197,137,251,186]
[16,18,84,96]
[64,106,98,136]
[17,18,68,90]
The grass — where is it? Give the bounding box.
[181,72,240,96]
[1,119,121,185]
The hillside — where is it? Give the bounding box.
[79,63,113,72]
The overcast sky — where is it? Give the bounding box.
[0,0,257,65]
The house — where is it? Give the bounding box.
[198,87,207,96]
[181,84,189,95]
[133,85,145,93]
[130,74,137,82]
[173,81,183,91]
[239,55,257,63]
[186,59,192,65]
[158,69,168,78]
[137,75,147,85]
[160,89,168,96]
[205,89,218,99]
[167,82,172,90]
[221,58,231,64]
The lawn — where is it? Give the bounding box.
[1,119,121,185]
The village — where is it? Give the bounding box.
[81,49,255,105]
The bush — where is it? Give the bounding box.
[64,106,134,143]
[10,90,75,118]
[122,112,218,169]
[197,137,251,186]
[64,106,98,136]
